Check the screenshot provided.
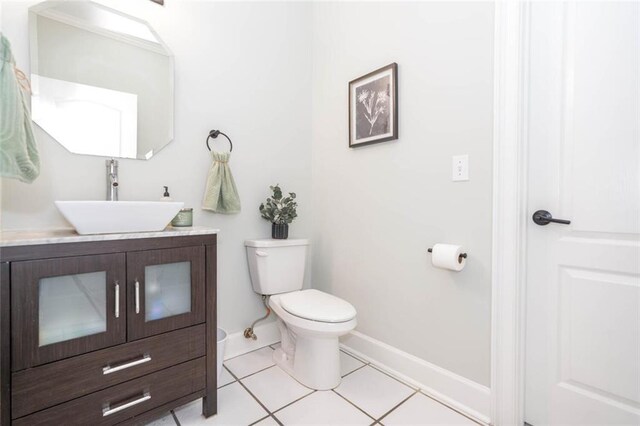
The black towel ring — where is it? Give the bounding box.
[206,130,233,152]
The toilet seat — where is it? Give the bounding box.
[279,289,356,323]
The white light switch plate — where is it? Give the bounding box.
[452,155,469,181]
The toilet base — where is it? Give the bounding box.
[273,334,342,390]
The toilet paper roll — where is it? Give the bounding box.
[431,243,466,271]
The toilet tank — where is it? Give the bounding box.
[245,239,309,295]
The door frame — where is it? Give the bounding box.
[490,2,530,425]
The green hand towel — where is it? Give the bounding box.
[0,33,40,183]
[202,151,241,214]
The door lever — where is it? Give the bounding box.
[532,210,571,226]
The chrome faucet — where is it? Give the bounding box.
[106,159,119,201]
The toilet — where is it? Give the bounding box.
[245,239,357,390]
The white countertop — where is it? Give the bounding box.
[0,226,220,247]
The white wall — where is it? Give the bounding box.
[0,0,313,336]
[311,2,494,386]
[1,0,495,390]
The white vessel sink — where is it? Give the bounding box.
[55,201,184,235]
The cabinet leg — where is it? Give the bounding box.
[202,390,217,417]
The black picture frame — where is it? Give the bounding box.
[349,62,398,148]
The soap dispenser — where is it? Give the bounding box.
[161,186,172,201]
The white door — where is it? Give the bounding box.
[525,2,640,425]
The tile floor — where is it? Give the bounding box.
[147,343,480,426]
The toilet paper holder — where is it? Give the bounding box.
[427,248,467,264]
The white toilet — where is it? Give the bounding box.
[245,238,357,390]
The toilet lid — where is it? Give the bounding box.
[279,289,356,323]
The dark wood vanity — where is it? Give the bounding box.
[0,229,218,425]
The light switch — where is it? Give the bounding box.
[452,155,469,181]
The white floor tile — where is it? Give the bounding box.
[334,366,414,419]
[224,347,275,379]
[340,351,366,376]
[145,413,177,425]
[174,385,267,425]
[242,366,313,411]
[252,415,280,426]
[218,367,235,388]
[382,392,476,425]
[276,391,373,425]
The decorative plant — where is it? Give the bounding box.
[259,185,298,225]
[358,89,388,135]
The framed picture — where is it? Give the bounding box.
[349,62,398,147]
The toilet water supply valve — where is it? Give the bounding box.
[244,295,270,340]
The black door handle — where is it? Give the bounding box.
[532,210,571,226]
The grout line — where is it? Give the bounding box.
[225,367,274,416]
[271,413,284,426]
[341,352,482,424]
[217,380,236,390]
[339,348,371,365]
[367,363,419,391]
[233,366,316,425]
[248,414,271,426]
[170,409,181,426]
[235,378,274,419]
[331,389,377,422]
[418,390,484,425]
[340,348,370,365]
[271,390,317,414]
[216,365,238,389]
[340,362,368,378]
[223,342,275,362]
[376,389,419,424]
[230,363,277,381]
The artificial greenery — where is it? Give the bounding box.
[259,184,298,225]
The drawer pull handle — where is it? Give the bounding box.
[135,279,140,314]
[102,393,150,417]
[102,355,152,375]
[114,281,120,318]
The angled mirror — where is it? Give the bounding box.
[29,1,174,160]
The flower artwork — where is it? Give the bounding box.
[358,89,388,136]
[349,63,398,147]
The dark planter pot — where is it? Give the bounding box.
[272,223,289,239]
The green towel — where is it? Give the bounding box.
[202,151,241,214]
[0,33,39,183]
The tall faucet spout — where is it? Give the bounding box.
[106,159,119,201]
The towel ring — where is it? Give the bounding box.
[206,130,233,152]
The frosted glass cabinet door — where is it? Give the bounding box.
[11,254,126,370]
[127,246,205,340]
[145,261,191,322]
[39,271,108,347]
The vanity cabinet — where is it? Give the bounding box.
[0,230,218,425]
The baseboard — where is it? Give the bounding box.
[341,330,491,425]
[223,320,280,360]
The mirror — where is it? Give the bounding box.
[29,1,174,160]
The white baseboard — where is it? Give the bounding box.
[341,330,491,425]
[223,321,280,360]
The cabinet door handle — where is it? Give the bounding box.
[102,392,151,417]
[135,279,140,314]
[114,281,120,318]
[102,354,152,375]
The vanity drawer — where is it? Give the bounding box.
[12,325,205,419]
[13,357,205,426]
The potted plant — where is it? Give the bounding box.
[259,184,297,239]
